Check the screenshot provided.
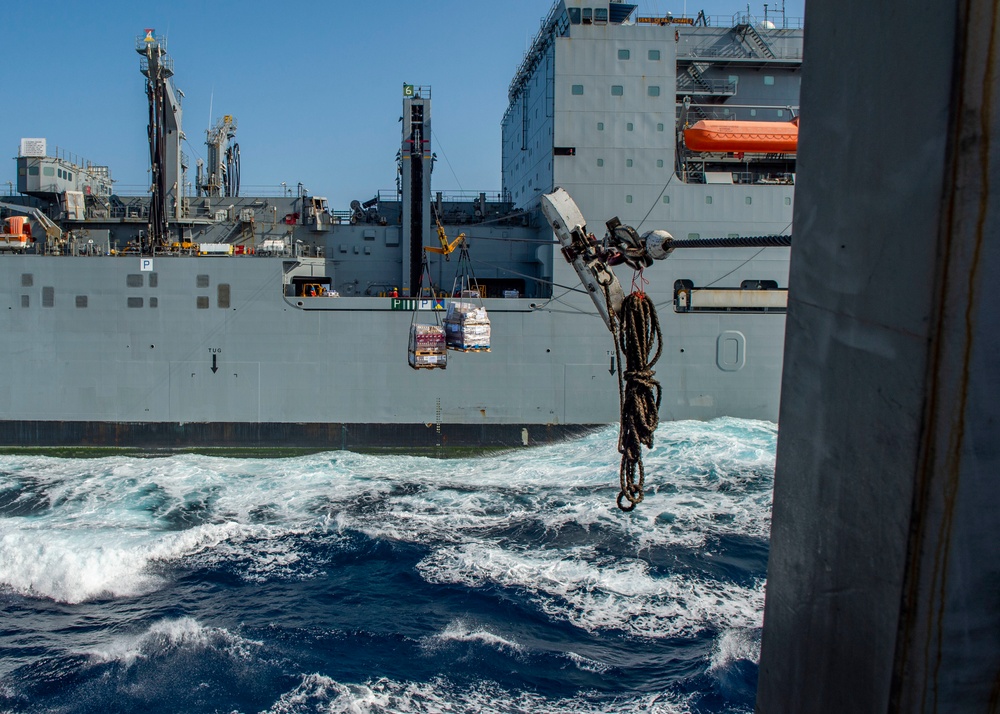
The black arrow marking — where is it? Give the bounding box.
[609,355,616,375]
[211,354,218,373]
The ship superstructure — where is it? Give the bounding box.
[0,3,802,448]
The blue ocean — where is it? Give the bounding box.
[0,418,775,713]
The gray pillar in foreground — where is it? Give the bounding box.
[757,0,1000,711]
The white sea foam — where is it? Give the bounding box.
[708,627,762,673]
[263,672,695,714]
[0,419,775,611]
[80,616,263,666]
[417,543,765,639]
[422,619,523,654]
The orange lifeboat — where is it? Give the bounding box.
[684,118,798,153]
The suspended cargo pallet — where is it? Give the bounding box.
[408,324,447,370]
[444,296,490,352]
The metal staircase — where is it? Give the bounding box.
[734,23,776,59]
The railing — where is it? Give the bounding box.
[675,77,738,95]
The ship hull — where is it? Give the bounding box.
[0,250,787,448]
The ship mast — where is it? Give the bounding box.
[137,29,184,251]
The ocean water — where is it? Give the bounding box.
[0,418,775,714]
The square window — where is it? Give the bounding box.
[764,75,775,85]
[597,122,604,130]
[663,196,671,204]
[656,159,664,167]
[572,84,584,95]
[611,85,623,96]
[657,123,665,131]
[618,49,630,60]
[649,49,660,60]
[648,86,660,96]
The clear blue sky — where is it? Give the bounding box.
[3,0,805,209]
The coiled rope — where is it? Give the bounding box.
[609,290,663,511]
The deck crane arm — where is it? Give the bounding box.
[0,201,63,242]
[424,216,465,259]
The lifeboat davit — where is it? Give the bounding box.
[684,118,798,153]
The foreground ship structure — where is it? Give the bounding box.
[0,2,802,448]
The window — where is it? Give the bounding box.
[657,123,665,131]
[626,195,633,204]
[597,158,604,167]
[626,159,633,167]
[656,159,664,167]
[127,297,143,308]
[611,85,623,96]
[688,233,700,240]
[729,75,739,84]
[218,284,231,309]
[582,7,592,23]
[197,274,210,288]
[150,297,158,308]
[43,167,55,176]
[572,84,584,95]
[649,49,660,60]
[750,109,757,117]
[706,196,713,204]
[777,109,785,117]
[745,196,753,205]
[597,122,604,130]
[28,166,39,176]
[197,296,209,309]
[594,7,608,23]
[648,86,660,96]
[568,7,581,23]
[76,296,88,308]
[42,287,54,307]
[627,122,634,131]
[764,75,775,85]
[663,196,671,204]
[618,49,630,60]
[127,274,143,287]
[785,196,792,205]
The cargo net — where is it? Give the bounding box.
[444,243,491,353]
[408,254,447,370]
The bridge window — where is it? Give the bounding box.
[594,7,607,23]
[568,7,581,23]
[43,167,55,176]
[582,8,592,24]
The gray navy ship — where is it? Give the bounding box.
[0,1,802,448]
